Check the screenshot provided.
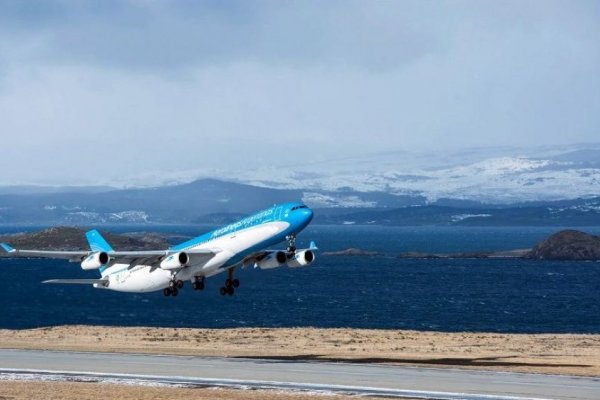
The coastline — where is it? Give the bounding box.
[1,325,598,377]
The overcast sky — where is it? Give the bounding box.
[0,0,598,185]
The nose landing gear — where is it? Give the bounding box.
[286,235,297,253]
[220,268,239,296]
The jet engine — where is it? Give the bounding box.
[81,252,110,270]
[255,251,287,270]
[287,249,315,268]
[160,252,189,270]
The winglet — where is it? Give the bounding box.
[0,243,15,253]
[309,241,318,250]
[85,229,114,253]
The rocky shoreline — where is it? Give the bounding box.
[1,227,600,261]
[324,230,600,261]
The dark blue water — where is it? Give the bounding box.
[1,225,600,333]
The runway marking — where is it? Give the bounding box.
[0,368,553,400]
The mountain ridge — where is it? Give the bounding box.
[0,178,598,226]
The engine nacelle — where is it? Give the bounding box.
[287,250,315,268]
[255,251,287,270]
[160,252,189,270]
[81,252,109,270]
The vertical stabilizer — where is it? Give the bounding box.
[85,229,114,253]
[86,230,113,276]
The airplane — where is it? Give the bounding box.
[0,202,317,297]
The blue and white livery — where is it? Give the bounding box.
[0,202,316,297]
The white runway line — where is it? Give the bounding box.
[0,368,553,400]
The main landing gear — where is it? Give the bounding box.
[192,276,205,291]
[163,277,184,297]
[220,268,239,296]
[164,276,205,297]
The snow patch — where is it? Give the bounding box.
[451,214,492,222]
[302,192,377,208]
[109,211,150,222]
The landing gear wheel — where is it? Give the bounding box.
[220,287,227,296]
[223,268,237,295]
[176,280,184,289]
[192,277,205,291]
[171,287,179,297]
[163,288,171,297]
[169,280,176,289]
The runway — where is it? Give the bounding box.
[1,349,599,399]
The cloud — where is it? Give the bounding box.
[0,0,443,72]
[0,0,598,185]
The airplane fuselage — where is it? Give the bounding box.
[97,202,314,293]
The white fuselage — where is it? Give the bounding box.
[97,221,291,292]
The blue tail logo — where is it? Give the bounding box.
[86,230,113,275]
[86,230,114,253]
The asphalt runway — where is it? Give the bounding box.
[1,349,599,399]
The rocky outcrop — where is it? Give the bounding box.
[525,230,600,260]
[323,248,384,257]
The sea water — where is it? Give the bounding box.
[0,225,599,332]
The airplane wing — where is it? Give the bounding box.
[43,278,108,285]
[1,242,219,266]
[240,249,277,267]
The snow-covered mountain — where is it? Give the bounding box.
[4,144,597,207]
[217,145,600,204]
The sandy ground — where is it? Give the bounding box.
[0,380,396,400]
[1,326,599,377]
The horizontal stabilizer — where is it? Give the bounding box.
[43,278,108,285]
[0,243,15,253]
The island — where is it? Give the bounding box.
[0,227,170,255]
[524,230,600,260]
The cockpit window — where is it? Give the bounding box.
[291,205,308,211]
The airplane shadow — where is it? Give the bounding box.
[234,354,590,369]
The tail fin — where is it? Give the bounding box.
[85,229,114,253]
[309,241,318,250]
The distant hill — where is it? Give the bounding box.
[0,227,170,253]
[318,198,600,226]
[0,178,423,225]
[0,178,598,226]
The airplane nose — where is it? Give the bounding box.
[302,208,314,222]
